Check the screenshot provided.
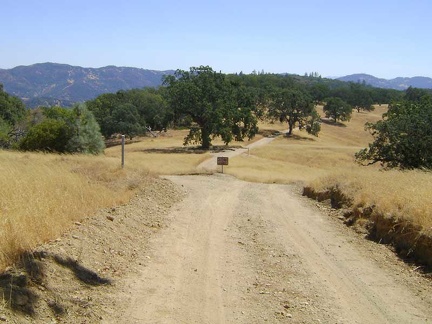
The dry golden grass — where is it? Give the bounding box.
[0,151,150,269]
[226,106,386,184]
[309,169,432,232]
[0,129,254,269]
[104,129,262,175]
[2,105,431,269]
[226,105,432,233]
[104,130,210,175]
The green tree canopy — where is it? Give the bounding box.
[308,83,330,104]
[0,84,26,147]
[355,99,432,169]
[127,88,172,131]
[110,103,144,139]
[348,82,375,112]
[0,84,26,125]
[268,89,321,136]
[86,92,123,138]
[86,88,171,139]
[18,104,104,154]
[404,86,432,103]
[19,118,72,153]
[164,66,258,149]
[323,97,352,123]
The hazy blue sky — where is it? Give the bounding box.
[2,0,431,78]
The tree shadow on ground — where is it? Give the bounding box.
[140,145,242,154]
[0,250,111,317]
[0,271,38,316]
[47,299,66,316]
[320,119,347,127]
[258,129,284,138]
[51,255,110,285]
[282,134,315,142]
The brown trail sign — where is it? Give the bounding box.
[217,157,229,173]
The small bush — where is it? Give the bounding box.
[19,119,71,153]
[19,104,105,154]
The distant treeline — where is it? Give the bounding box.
[84,71,405,141]
[2,69,432,169]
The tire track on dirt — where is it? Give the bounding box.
[123,175,248,323]
[253,183,431,323]
[119,175,432,323]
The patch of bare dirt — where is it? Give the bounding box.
[114,175,432,323]
[1,174,432,323]
[303,185,432,270]
[0,176,184,323]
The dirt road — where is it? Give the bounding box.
[116,174,432,324]
[197,135,279,172]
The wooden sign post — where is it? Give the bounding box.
[121,135,125,168]
[217,156,229,173]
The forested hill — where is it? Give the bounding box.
[337,74,432,90]
[2,62,429,108]
[0,63,174,107]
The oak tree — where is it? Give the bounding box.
[164,66,258,149]
[323,97,352,123]
[268,89,321,136]
[356,98,432,169]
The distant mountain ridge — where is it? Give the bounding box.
[0,63,174,107]
[336,74,432,90]
[2,63,432,108]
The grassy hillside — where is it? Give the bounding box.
[0,153,140,268]
[0,131,227,269]
[228,105,432,267]
[104,130,211,175]
[226,105,384,183]
[1,105,431,269]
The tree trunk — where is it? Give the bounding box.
[287,119,293,136]
[201,127,211,150]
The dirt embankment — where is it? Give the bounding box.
[303,185,432,271]
[116,175,432,323]
[0,176,184,323]
[1,174,432,323]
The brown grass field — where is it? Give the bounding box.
[228,105,432,234]
[227,105,432,266]
[1,104,431,270]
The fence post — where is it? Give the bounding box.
[121,135,125,168]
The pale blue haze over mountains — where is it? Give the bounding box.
[1,0,431,79]
[1,63,430,108]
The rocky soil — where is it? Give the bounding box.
[0,174,431,323]
[0,176,183,323]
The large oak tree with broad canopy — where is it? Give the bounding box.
[163,66,258,149]
[267,88,321,136]
[355,97,432,169]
